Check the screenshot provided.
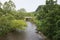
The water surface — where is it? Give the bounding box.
[25,22,44,40]
[1,22,44,40]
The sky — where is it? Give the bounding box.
[0,0,60,12]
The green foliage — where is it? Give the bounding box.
[53,30,60,40]
[36,0,60,40]
[0,16,27,36]
[0,16,12,36]
[0,0,27,36]
[3,0,15,12]
[10,20,27,30]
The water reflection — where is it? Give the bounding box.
[25,22,43,40]
[1,22,44,40]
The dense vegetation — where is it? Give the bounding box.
[0,0,60,40]
[0,0,27,36]
[35,0,60,40]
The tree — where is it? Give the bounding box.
[3,0,15,15]
[18,8,26,13]
[0,2,2,8]
[0,0,27,37]
[36,0,60,40]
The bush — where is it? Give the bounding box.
[10,20,27,30]
[0,16,12,36]
[0,15,27,36]
[36,4,60,40]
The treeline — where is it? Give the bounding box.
[0,0,28,36]
[35,0,60,40]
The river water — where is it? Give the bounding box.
[25,22,44,40]
[1,22,44,40]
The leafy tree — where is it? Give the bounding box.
[0,0,27,36]
[3,0,15,15]
[36,0,60,40]
[0,2,2,8]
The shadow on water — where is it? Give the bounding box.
[0,21,44,40]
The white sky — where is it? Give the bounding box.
[0,0,60,12]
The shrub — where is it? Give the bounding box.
[0,16,27,36]
[10,20,27,30]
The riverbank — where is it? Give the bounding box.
[0,21,46,40]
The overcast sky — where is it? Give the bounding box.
[0,0,60,12]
